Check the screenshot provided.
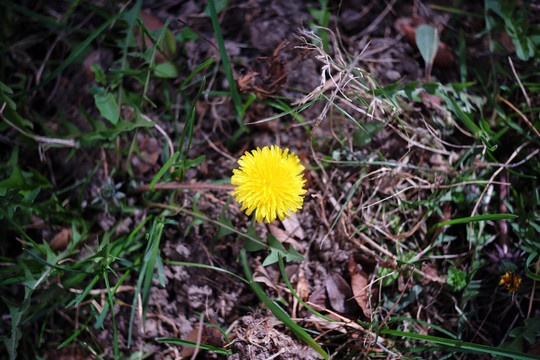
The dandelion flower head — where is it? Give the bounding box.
[231,145,307,223]
[499,272,521,293]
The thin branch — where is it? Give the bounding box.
[133,182,235,192]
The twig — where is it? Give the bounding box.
[140,113,174,160]
[360,0,398,36]
[508,56,531,109]
[134,182,235,192]
[496,95,540,138]
[191,312,204,360]
[1,102,77,148]
[469,141,530,248]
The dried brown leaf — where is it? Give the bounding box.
[325,272,359,316]
[281,212,304,240]
[348,256,371,317]
[50,228,71,251]
[307,285,327,313]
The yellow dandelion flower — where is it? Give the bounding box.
[499,272,522,293]
[231,145,307,223]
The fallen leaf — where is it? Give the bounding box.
[267,222,304,252]
[281,212,305,240]
[307,285,328,313]
[395,16,455,68]
[419,91,443,109]
[180,321,223,358]
[421,262,441,285]
[325,272,359,316]
[236,40,288,98]
[348,256,371,317]
[50,228,71,251]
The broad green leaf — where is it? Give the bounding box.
[262,233,304,266]
[243,222,266,251]
[415,24,439,68]
[94,93,120,124]
[153,62,178,78]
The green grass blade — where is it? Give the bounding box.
[207,0,244,126]
[22,249,90,274]
[75,275,100,307]
[164,260,249,285]
[57,312,92,349]
[178,77,205,162]
[149,151,180,190]
[127,218,164,347]
[179,56,215,91]
[241,249,329,359]
[156,338,232,355]
[103,270,119,358]
[117,0,142,107]
[379,328,539,359]
[434,214,518,228]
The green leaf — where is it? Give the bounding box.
[1,297,26,360]
[153,62,178,78]
[243,222,266,251]
[447,266,467,291]
[352,121,385,147]
[183,154,206,169]
[156,338,232,355]
[94,93,120,124]
[509,317,540,345]
[525,252,540,281]
[90,63,106,85]
[415,24,439,68]
[262,233,304,266]
[214,198,234,240]
[204,0,228,16]
[176,27,199,43]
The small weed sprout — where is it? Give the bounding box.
[91,177,125,213]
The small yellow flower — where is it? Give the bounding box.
[231,145,307,223]
[499,272,521,293]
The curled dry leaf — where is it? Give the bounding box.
[348,256,371,318]
[50,228,71,251]
[419,91,443,109]
[395,16,455,68]
[236,40,288,98]
[180,321,223,358]
[267,222,304,252]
